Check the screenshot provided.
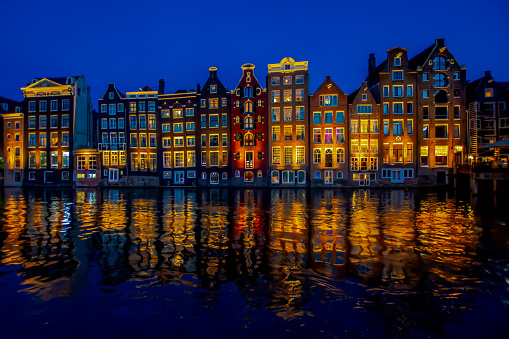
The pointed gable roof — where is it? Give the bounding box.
[313,75,346,96]
[201,67,228,95]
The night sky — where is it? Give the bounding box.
[2,0,508,109]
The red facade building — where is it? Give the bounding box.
[231,64,267,186]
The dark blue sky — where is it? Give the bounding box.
[2,0,508,110]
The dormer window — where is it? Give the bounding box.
[362,94,367,101]
[285,64,290,70]
[394,57,401,66]
[109,92,114,99]
[485,88,493,98]
[210,85,217,93]
[66,77,74,85]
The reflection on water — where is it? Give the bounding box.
[0,187,508,337]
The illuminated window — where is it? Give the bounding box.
[131,153,138,170]
[393,120,404,135]
[454,125,460,138]
[245,132,254,146]
[163,152,171,168]
[283,90,292,102]
[63,152,70,168]
[296,146,305,164]
[174,152,184,167]
[284,146,292,164]
[272,107,280,121]
[383,144,389,163]
[209,134,219,147]
[62,132,69,146]
[351,157,359,171]
[406,143,413,163]
[351,121,359,133]
[296,125,305,141]
[163,137,171,147]
[271,77,280,86]
[296,107,305,120]
[271,171,279,183]
[336,148,344,163]
[244,116,254,129]
[435,146,448,165]
[209,98,218,108]
[283,76,292,85]
[272,147,280,164]
[360,120,368,133]
[313,149,321,163]
[244,101,253,113]
[271,91,280,103]
[222,98,227,106]
[295,89,304,101]
[210,84,217,93]
[284,107,292,121]
[407,120,413,135]
[392,144,403,163]
[245,151,253,168]
[51,132,58,147]
[423,125,429,139]
[174,137,184,147]
[336,128,344,143]
[319,95,338,106]
[272,126,280,141]
[324,128,333,143]
[485,88,493,98]
[313,128,321,143]
[370,120,378,133]
[138,133,147,147]
[162,109,170,117]
[222,151,228,166]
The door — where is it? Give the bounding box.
[108,168,119,182]
[391,169,403,183]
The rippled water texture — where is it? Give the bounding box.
[0,188,508,338]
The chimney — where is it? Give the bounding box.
[158,79,165,95]
[435,38,445,47]
[485,70,492,77]
[209,67,217,77]
[326,75,331,81]
[197,84,201,93]
[368,53,376,79]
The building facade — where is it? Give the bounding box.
[158,89,198,186]
[97,83,127,185]
[20,75,92,186]
[348,82,381,186]
[126,86,159,186]
[231,63,267,187]
[267,57,309,186]
[309,75,349,187]
[2,113,24,186]
[198,67,230,186]
[412,39,467,185]
[467,71,509,159]
[367,48,419,186]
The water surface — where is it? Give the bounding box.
[0,188,508,338]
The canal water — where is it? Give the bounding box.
[0,187,508,338]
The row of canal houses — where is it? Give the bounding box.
[3,39,477,187]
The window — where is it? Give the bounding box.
[336,128,344,143]
[210,152,219,166]
[174,137,184,147]
[394,57,401,66]
[324,112,333,124]
[118,103,124,112]
[62,132,69,146]
[407,119,413,135]
[174,152,184,167]
[149,134,157,147]
[209,134,219,147]
[383,86,389,97]
[284,107,292,121]
[282,170,295,184]
[393,86,403,97]
[174,123,183,132]
[39,115,47,128]
[51,132,58,146]
[296,107,305,120]
[406,102,413,115]
[313,112,321,124]
[360,120,368,133]
[160,123,170,132]
[271,171,279,184]
[392,70,403,80]
[357,105,372,113]
[39,101,47,112]
[272,147,280,164]
[423,90,429,98]
[454,106,460,119]
[313,128,321,143]
[163,137,171,147]
[109,118,117,129]
[351,121,359,133]
[351,157,359,171]
[423,125,429,139]
[39,133,47,147]
[313,149,322,163]
[393,121,404,135]
[139,133,147,147]
[284,126,292,141]
[319,95,338,106]
[295,75,304,84]
[209,98,218,108]
[383,120,389,136]
[324,128,333,143]
[51,151,58,168]
[62,100,70,111]
[370,120,378,133]
[434,56,446,70]
[336,111,344,123]
[382,169,391,178]
[222,151,228,166]
[101,104,107,113]
[201,135,207,147]
[283,90,292,102]
[174,171,184,183]
[50,116,58,128]
[244,116,254,129]
[454,125,460,138]
[383,103,389,115]
[284,146,292,164]
[210,84,217,93]
[383,143,389,163]
[297,125,305,141]
[296,146,305,164]
[283,76,292,85]
[485,88,493,98]
[138,102,146,112]
[162,109,170,117]
[244,87,253,98]
[272,107,280,121]
[423,106,429,120]
[296,89,304,102]
[435,106,448,119]
[392,144,403,163]
[222,114,227,127]
[435,145,448,165]
[336,148,344,163]
[244,101,253,113]
[436,125,448,138]
[186,122,195,131]
[271,77,280,86]
[435,73,447,87]
[272,126,280,141]
[393,103,403,114]
[210,114,219,127]
[272,90,280,103]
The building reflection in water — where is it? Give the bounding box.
[0,187,484,318]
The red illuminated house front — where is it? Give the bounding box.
[231,64,267,186]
